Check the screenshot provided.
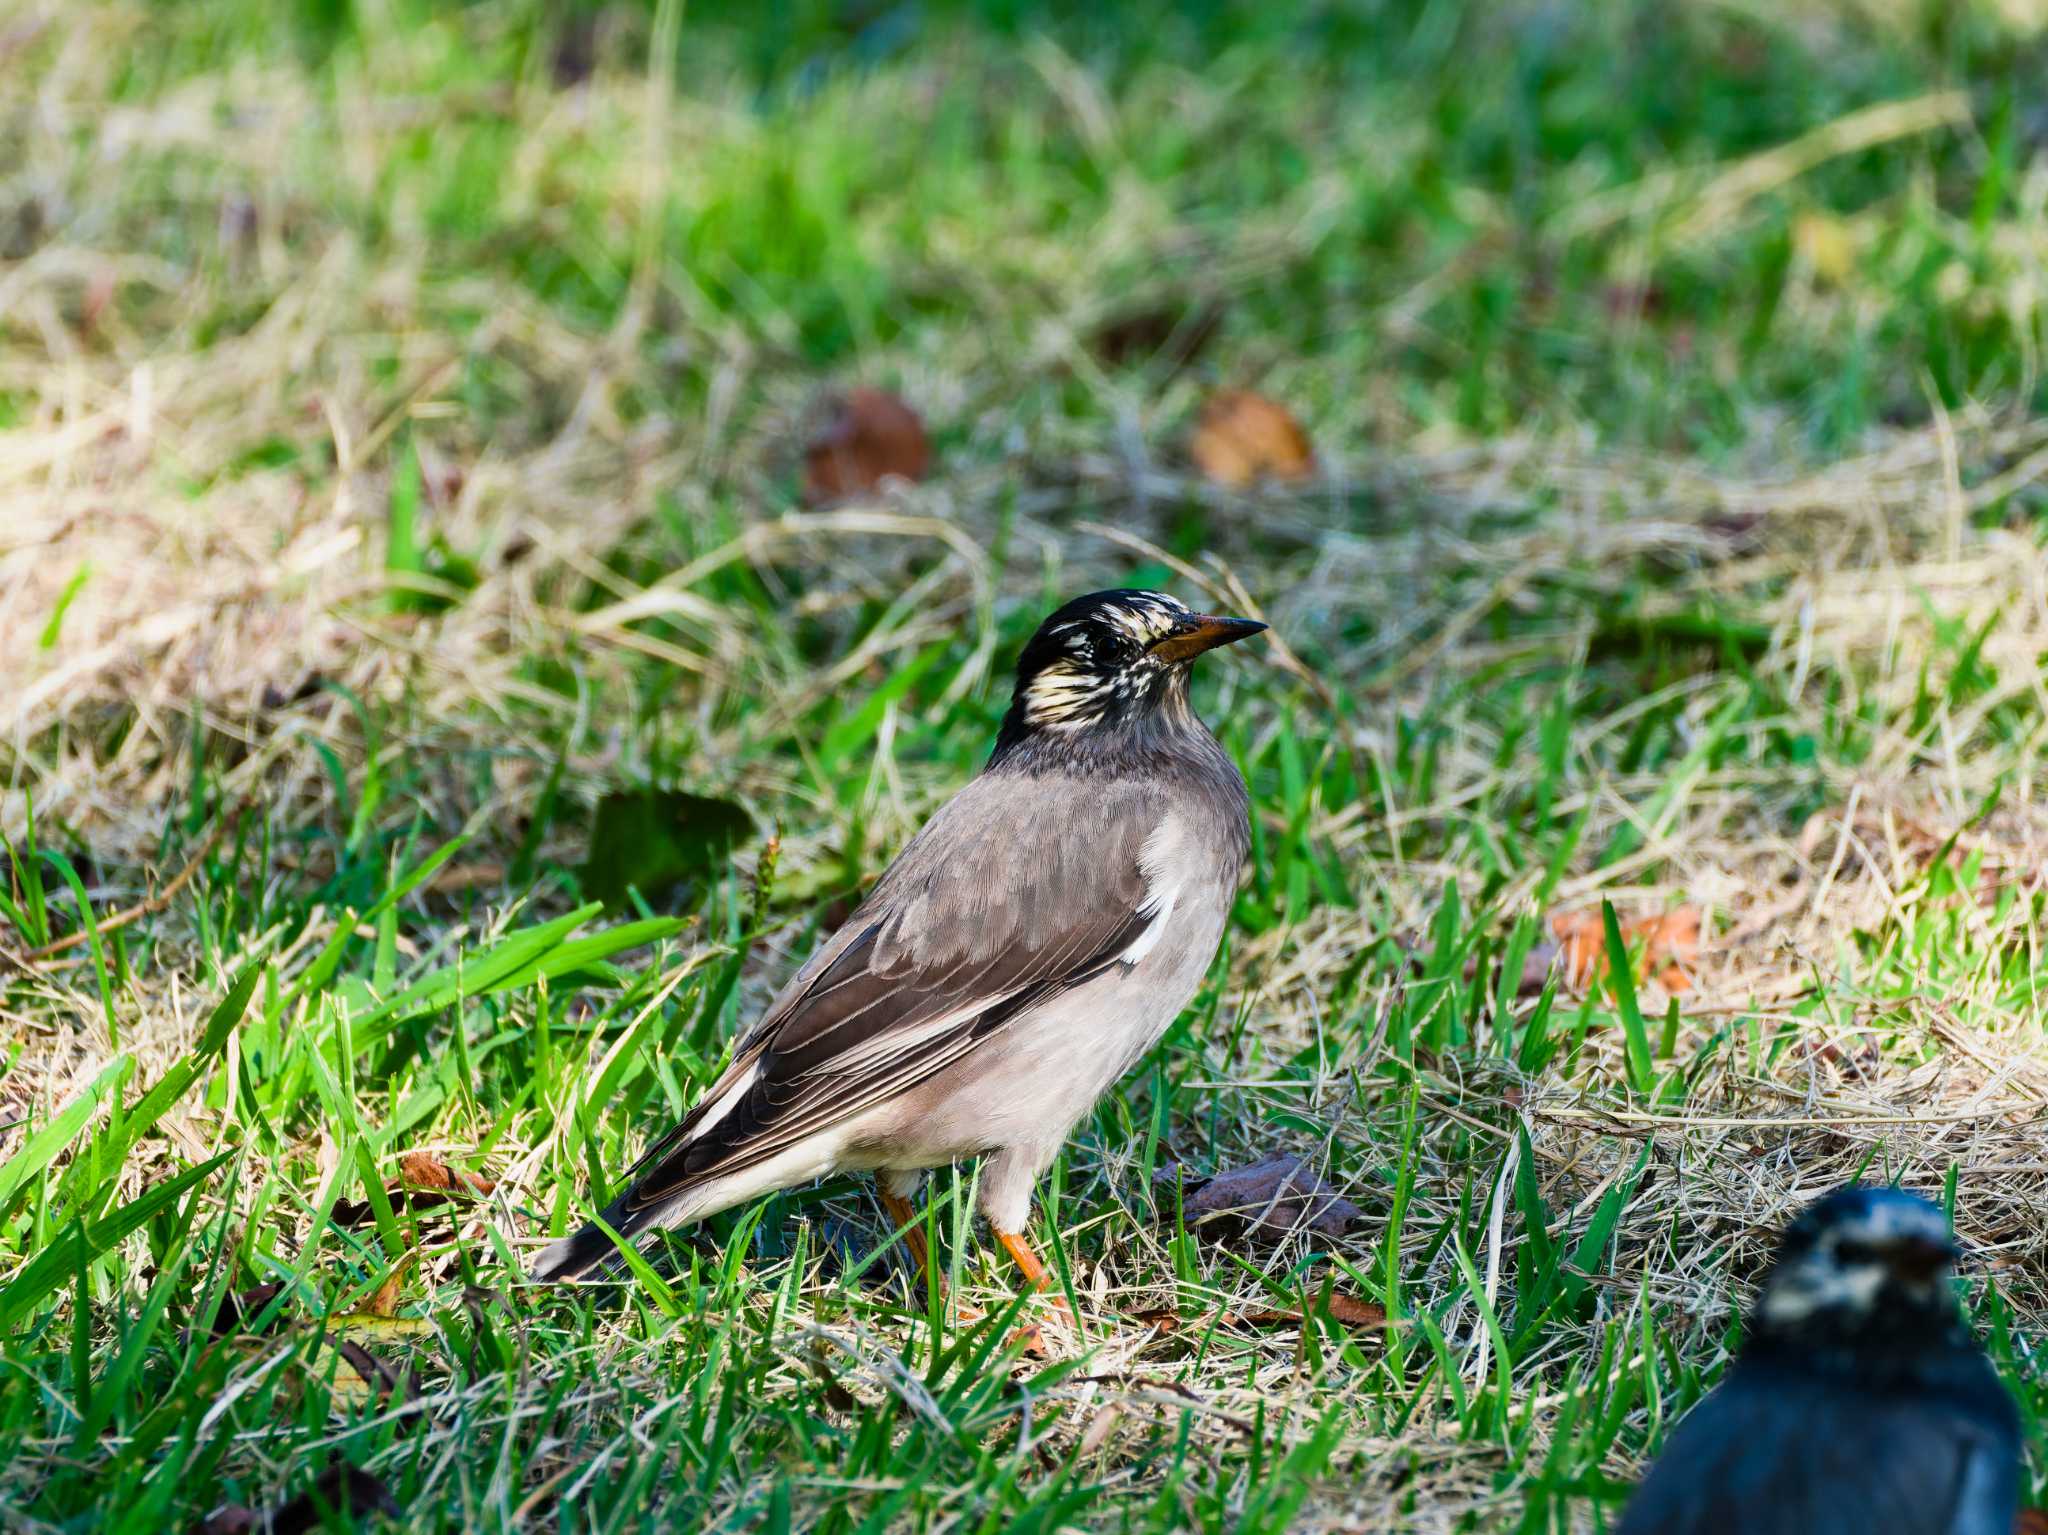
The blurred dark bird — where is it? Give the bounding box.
[533,590,1265,1294]
[1617,1185,2019,1535]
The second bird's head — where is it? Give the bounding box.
[1753,1186,1963,1351]
[993,589,1265,756]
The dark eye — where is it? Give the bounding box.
[1835,1240,1884,1266]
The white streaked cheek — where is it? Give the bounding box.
[1761,1261,1887,1323]
[1024,669,1108,728]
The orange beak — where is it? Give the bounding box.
[1147,614,1267,663]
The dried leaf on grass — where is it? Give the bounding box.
[395,1150,493,1195]
[1235,1291,1388,1329]
[802,388,930,503]
[1130,1289,1387,1333]
[365,1255,409,1318]
[209,1281,287,1336]
[197,1461,399,1535]
[2012,1511,2048,1535]
[1550,906,1700,992]
[1174,1153,1361,1239]
[332,1151,496,1228]
[806,1350,860,1412]
[1190,390,1314,488]
[1089,298,1224,373]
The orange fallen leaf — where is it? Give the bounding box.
[1190,390,1313,489]
[1128,1306,1182,1334]
[2013,1512,2048,1535]
[332,1152,495,1228]
[1551,906,1700,992]
[802,388,929,503]
[1322,1291,1389,1327]
[397,1151,495,1196]
[1134,1290,1386,1334]
[366,1255,410,1319]
[1233,1292,1387,1330]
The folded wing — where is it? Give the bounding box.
[610,773,1166,1220]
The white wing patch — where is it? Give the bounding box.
[1120,881,1180,963]
[1121,811,1198,967]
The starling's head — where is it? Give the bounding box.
[996,589,1264,750]
[1755,1186,1961,1345]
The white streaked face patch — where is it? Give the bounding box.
[1022,592,1193,731]
[1759,1192,1955,1326]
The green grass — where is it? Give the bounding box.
[4,0,2048,1529]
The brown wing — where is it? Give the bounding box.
[612,773,1165,1213]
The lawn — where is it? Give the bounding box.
[4,0,2048,1530]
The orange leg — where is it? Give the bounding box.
[878,1187,932,1281]
[996,1228,1073,1319]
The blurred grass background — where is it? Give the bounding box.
[4,1,2048,1530]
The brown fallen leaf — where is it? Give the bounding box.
[806,1351,859,1412]
[397,1150,495,1195]
[199,1462,400,1534]
[333,1152,496,1227]
[1189,390,1314,489]
[268,1461,400,1534]
[1234,1292,1387,1330]
[194,1507,258,1535]
[1177,1153,1361,1240]
[366,1255,410,1319]
[210,1281,287,1336]
[1321,1291,1388,1327]
[1089,298,1224,373]
[802,387,929,503]
[1128,1306,1182,1335]
[2013,1510,2048,1535]
[424,861,507,893]
[1550,906,1700,992]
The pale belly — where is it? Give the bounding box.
[860,891,1229,1169]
